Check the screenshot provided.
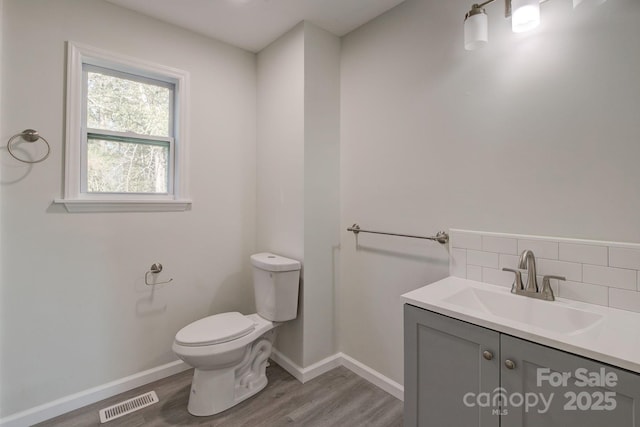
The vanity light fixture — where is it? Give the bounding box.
[464,0,538,50]
[464,4,489,50]
[464,0,604,50]
[511,0,541,33]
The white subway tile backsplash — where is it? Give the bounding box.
[499,254,520,270]
[609,247,640,270]
[482,236,517,254]
[467,250,499,268]
[559,243,608,266]
[609,288,640,313]
[559,281,608,306]
[582,264,636,290]
[450,248,467,279]
[467,265,482,282]
[482,268,514,288]
[518,239,559,260]
[449,229,640,310]
[450,231,482,250]
[538,259,582,282]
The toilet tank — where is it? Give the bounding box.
[250,253,301,322]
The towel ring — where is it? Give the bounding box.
[6,129,51,164]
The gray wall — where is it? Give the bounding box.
[256,22,340,368]
[338,0,640,385]
[0,0,257,416]
[302,22,340,367]
[256,23,306,366]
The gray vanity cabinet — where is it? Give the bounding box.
[404,304,640,427]
[501,334,640,427]
[404,304,500,427]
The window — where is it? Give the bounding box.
[84,66,173,194]
[57,42,190,212]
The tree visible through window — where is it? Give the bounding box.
[84,66,174,194]
[61,42,189,212]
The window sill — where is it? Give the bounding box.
[53,198,192,213]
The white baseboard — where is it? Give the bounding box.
[2,351,403,426]
[0,360,190,427]
[270,349,342,383]
[338,353,404,401]
[271,350,404,401]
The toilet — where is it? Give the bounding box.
[172,252,301,416]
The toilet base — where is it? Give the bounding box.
[187,332,274,416]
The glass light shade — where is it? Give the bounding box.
[511,0,540,33]
[464,11,488,50]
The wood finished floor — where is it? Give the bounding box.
[35,362,403,427]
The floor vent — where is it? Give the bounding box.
[98,391,159,423]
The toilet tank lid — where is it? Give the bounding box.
[175,312,255,347]
[251,253,301,272]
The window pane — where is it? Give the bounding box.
[86,71,171,137]
[87,138,169,194]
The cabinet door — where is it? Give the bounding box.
[404,305,500,427]
[501,334,640,427]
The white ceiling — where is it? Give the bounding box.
[105,0,406,52]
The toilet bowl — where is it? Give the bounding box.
[172,253,301,416]
[172,313,276,415]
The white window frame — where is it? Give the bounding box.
[56,42,191,213]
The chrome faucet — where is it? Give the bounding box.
[503,250,565,301]
[519,249,538,292]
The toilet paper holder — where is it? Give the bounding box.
[145,263,174,286]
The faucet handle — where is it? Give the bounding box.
[502,268,524,293]
[540,275,565,301]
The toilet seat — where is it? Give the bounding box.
[175,312,255,347]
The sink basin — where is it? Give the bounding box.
[443,287,604,335]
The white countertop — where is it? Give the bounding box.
[402,276,640,374]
